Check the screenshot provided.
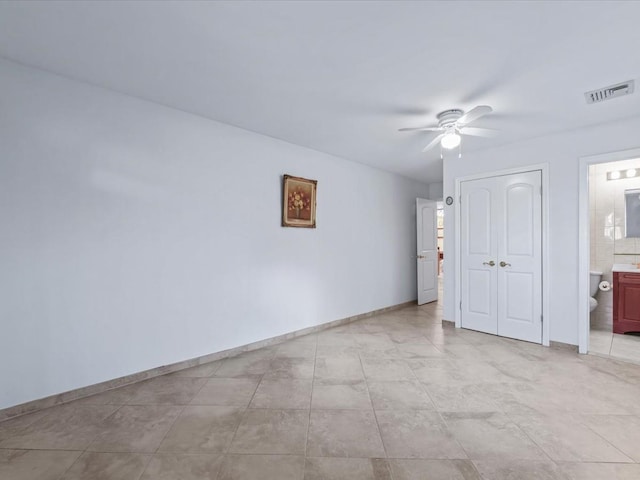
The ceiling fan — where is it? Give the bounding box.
[399,105,495,153]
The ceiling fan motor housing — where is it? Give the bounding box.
[436,109,464,129]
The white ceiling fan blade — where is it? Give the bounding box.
[398,126,442,132]
[460,126,499,138]
[457,105,493,126]
[422,133,445,152]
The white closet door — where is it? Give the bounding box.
[460,177,498,335]
[460,170,542,344]
[497,171,542,343]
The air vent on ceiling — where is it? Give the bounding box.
[585,80,634,104]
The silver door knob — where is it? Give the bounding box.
[483,261,495,266]
[500,261,511,267]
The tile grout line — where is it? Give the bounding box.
[574,414,638,463]
[608,333,614,355]
[56,403,128,480]
[402,330,479,472]
[302,334,319,478]
[213,346,279,479]
[433,408,481,471]
[407,337,444,412]
[88,377,211,479]
[225,375,267,453]
[140,363,237,479]
[357,349,392,468]
[500,409,569,466]
[146,404,190,457]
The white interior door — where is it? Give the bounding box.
[497,171,542,343]
[460,171,542,343]
[460,177,498,334]
[417,198,438,305]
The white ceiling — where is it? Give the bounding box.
[1,1,639,183]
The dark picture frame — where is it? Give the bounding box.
[282,174,317,228]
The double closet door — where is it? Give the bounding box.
[460,170,542,344]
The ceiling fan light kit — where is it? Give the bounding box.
[399,105,494,155]
[441,132,461,149]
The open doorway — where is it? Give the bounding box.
[436,201,444,304]
[437,201,444,278]
[588,158,640,363]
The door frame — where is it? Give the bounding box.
[454,163,550,346]
[577,147,640,354]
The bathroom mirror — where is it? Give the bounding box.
[624,188,640,237]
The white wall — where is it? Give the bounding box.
[0,59,428,410]
[427,182,443,200]
[443,117,640,344]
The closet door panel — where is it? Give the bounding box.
[460,179,498,335]
[497,171,542,343]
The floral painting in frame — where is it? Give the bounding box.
[282,174,317,228]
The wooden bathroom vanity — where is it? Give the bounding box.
[613,265,640,334]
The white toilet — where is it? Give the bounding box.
[590,270,602,312]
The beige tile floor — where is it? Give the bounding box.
[589,327,640,364]
[3,301,640,479]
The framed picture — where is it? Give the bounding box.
[282,174,317,228]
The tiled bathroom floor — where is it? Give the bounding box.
[3,303,640,480]
[589,328,640,364]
